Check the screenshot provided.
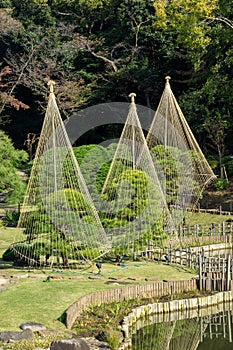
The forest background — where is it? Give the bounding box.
[0,0,233,188]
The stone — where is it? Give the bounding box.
[145,277,159,282]
[108,276,124,280]
[0,329,33,342]
[20,321,47,332]
[88,275,104,280]
[0,278,8,285]
[163,279,174,282]
[70,276,86,280]
[104,281,120,285]
[50,338,90,350]
[128,276,142,281]
[52,275,65,280]
[29,273,45,279]
[105,280,131,285]
[14,273,28,278]
[83,337,110,349]
[37,329,60,337]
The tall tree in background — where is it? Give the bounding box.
[0,130,28,202]
[0,0,232,163]
[0,8,29,122]
[153,0,219,69]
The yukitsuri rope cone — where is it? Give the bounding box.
[146,77,216,227]
[101,93,174,254]
[13,81,110,268]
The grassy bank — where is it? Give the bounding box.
[0,228,195,331]
[0,261,195,332]
[0,214,229,334]
[0,212,228,337]
[185,211,233,225]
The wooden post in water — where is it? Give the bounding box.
[200,317,203,342]
[207,258,211,291]
[209,322,213,340]
[227,255,231,290]
[199,253,203,291]
[222,258,225,291]
[228,310,232,342]
[223,312,226,338]
[195,224,199,237]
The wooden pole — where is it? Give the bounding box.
[222,258,225,291]
[199,253,202,291]
[227,254,231,290]
[222,221,225,236]
[228,310,232,343]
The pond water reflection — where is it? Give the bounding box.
[130,303,233,350]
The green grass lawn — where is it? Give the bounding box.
[0,217,223,333]
[0,227,28,265]
[0,260,196,332]
[185,211,233,225]
[0,226,195,332]
[0,278,113,331]
[0,227,18,259]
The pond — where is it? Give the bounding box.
[129,302,233,350]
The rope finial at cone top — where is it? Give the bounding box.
[129,92,136,104]
[165,76,171,86]
[48,80,56,94]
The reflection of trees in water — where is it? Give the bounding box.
[132,319,200,350]
[131,310,233,350]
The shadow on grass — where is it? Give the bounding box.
[168,263,197,275]
[0,258,14,269]
[57,311,67,326]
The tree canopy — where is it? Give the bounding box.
[0,130,28,202]
[0,0,232,173]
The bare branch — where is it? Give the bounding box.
[214,16,233,29]
[207,15,233,29]
[0,45,36,114]
[129,13,149,48]
[86,41,118,72]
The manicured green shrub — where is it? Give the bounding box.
[2,247,16,261]
[2,243,39,262]
[213,178,228,191]
[3,210,20,226]
[222,156,233,178]
[75,247,100,260]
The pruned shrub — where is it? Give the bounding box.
[213,178,228,191]
[3,210,20,226]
